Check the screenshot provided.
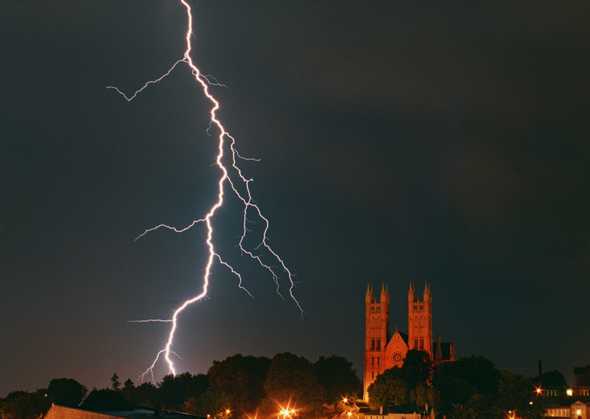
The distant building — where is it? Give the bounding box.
[544,400,589,418]
[352,400,433,419]
[363,283,455,401]
[44,404,202,419]
[535,366,590,402]
[359,411,423,419]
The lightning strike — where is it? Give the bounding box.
[108,0,302,381]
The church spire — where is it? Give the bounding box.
[380,282,389,303]
[365,283,374,303]
[424,281,431,301]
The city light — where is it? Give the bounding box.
[277,403,298,419]
[535,387,542,395]
[567,388,573,397]
[342,397,349,404]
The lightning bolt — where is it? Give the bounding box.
[108,0,302,380]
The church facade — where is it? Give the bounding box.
[364,282,456,400]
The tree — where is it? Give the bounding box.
[433,356,500,416]
[368,368,408,408]
[207,354,269,415]
[47,378,87,407]
[448,394,498,419]
[368,352,434,410]
[409,382,435,409]
[81,389,132,411]
[0,391,50,419]
[432,357,543,418]
[121,379,135,404]
[433,372,474,414]
[263,353,325,417]
[158,373,208,410]
[536,370,567,390]
[123,379,134,392]
[185,390,232,417]
[130,383,160,408]
[453,356,500,395]
[497,370,543,419]
[433,356,500,403]
[111,373,121,391]
[313,355,361,403]
[402,350,432,388]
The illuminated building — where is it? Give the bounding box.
[44,404,200,419]
[534,366,590,401]
[364,282,455,400]
[544,401,589,418]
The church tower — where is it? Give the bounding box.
[407,282,433,358]
[364,283,389,400]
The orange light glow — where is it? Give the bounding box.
[277,404,297,418]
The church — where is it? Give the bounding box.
[364,282,456,400]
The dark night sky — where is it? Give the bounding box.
[2,1,589,396]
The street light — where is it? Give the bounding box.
[535,387,542,396]
[278,405,297,419]
[567,388,574,397]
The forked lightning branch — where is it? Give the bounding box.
[107,0,302,382]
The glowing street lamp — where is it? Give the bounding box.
[567,388,574,397]
[278,405,297,419]
[534,387,542,396]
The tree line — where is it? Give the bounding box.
[367,350,566,419]
[1,351,569,419]
[0,353,361,419]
